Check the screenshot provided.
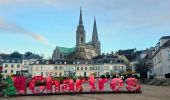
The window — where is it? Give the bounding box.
[17,64,20,68]
[12,60,15,63]
[60,54,62,60]
[59,72,62,76]
[81,37,83,43]
[77,67,79,70]
[6,60,9,63]
[16,71,20,75]
[11,64,14,68]
[168,50,170,58]
[55,66,58,70]
[41,72,43,76]
[46,61,49,64]
[4,70,7,73]
[91,67,94,70]
[81,67,83,70]
[60,66,62,70]
[5,64,8,67]
[94,67,96,70]
[24,61,27,65]
[11,70,13,73]
[60,61,62,64]
[98,66,100,70]
[55,72,57,76]
[115,66,117,70]
[85,67,87,70]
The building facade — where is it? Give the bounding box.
[31,60,127,78]
[2,59,22,78]
[2,58,39,78]
[152,36,170,78]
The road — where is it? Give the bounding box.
[1,85,170,100]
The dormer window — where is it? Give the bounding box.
[46,61,49,64]
[12,60,15,63]
[36,61,39,64]
[6,60,9,63]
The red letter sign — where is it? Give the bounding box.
[110,78,124,91]
[125,77,141,91]
[13,76,27,94]
[28,76,45,94]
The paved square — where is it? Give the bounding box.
[1,85,170,100]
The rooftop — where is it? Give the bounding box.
[160,36,170,39]
[3,58,22,63]
[55,46,75,54]
[162,40,170,47]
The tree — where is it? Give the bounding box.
[135,60,151,81]
[10,52,22,58]
[4,77,16,96]
[24,52,33,58]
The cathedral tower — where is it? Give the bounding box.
[92,17,101,55]
[76,8,86,46]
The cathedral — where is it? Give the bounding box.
[52,9,101,60]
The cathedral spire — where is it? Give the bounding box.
[92,17,98,42]
[79,8,83,25]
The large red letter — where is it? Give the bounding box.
[110,78,124,91]
[88,75,96,92]
[98,78,108,91]
[61,79,74,92]
[13,76,27,94]
[28,76,45,94]
[46,76,52,92]
[125,77,141,91]
[76,78,86,92]
[53,80,60,93]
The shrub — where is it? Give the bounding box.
[100,75,105,78]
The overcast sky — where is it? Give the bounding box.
[0,0,170,58]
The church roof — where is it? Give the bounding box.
[55,46,75,54]
[86,41,92,45]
